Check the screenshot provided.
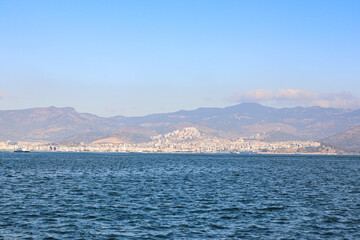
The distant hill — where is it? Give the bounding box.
[0,106,123,142]
[321,125,360,152]
[116,103,360,141]
[64,126,156,144]
[259,130,304,142]
[1,103,360,149]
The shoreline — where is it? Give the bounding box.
[2,150,358,156]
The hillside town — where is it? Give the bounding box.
[0,127,338,154]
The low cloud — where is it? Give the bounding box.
[230,89,360,109]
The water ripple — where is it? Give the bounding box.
[0,152,359,239]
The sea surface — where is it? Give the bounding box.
[0,152,359,239]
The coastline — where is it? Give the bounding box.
[3,150,358,156]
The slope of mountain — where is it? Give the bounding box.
[259,130,304,142]
[64,126,156,144]
[117,103,358,140]
[1,103,360,147]
[321,125,360,152]
[0,106,123,142]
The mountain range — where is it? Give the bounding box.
[1,103,360,151]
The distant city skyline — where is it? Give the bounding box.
[1,0,360,116]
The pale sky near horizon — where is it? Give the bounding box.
[1,0,360,116]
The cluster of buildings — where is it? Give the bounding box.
[0,127,338,154]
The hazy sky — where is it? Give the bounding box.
[1,0,360,116]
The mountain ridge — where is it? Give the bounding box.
[1,103,360,151]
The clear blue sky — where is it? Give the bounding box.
[1,0,360,116]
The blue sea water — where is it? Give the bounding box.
[0,152,359,239]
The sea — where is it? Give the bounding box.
[0,152,359,239]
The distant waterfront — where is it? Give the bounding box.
[0,140,338,155]
[0,128,341,155]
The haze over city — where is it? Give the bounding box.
[1,0,360,116]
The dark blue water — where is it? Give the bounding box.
[0,152,359,239]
